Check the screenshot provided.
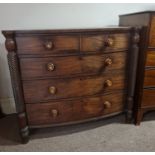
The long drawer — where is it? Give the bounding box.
[26,92,125,126]
[23,72,126,103]
[20,52,127,80]
[16,33,129,55]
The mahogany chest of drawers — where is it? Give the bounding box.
[120,11,155,125]
[2,28,139,143]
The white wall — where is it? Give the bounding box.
[0,3,155,114]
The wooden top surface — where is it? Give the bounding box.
[2,26,132,36]
[119,10,155,16]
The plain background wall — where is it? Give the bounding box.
[0,3,155,114]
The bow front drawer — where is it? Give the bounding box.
[23,73,126,103]
[26,92,125,126]
[19,52,126,80]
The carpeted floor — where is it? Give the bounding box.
[0,112,155,152]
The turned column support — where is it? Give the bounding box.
[126,27,140,122]
[135,109,144,125]
[2,31,29,143]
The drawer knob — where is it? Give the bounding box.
[105,38,114,47]
[105,58,112,66]
[104,101,112,109]
[51,109,58,118]
[104,79,113,87]
[47,63,55,71]
[49,86,57,94]
[45,41,53,49]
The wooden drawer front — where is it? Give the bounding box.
[16,35,79,55]
[20,52,127,80]
[26,92,124,126]
[146,51,155,67]
[23,73,126,103]
[144,69,155,87]
[142,89,155,107]
[16,33,129,55]
[81,33,130,52]
[149,16,155,47]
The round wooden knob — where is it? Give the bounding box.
[51,109,58,118]
[105,58,112,66]
[105,38,114,47]
[49,86,57,94]
[104,79,113,87]
[104,101,112,109]
[45,41,53,49]
[47,63,55,71]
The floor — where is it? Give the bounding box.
[0,113,155,152]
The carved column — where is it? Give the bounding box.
[126,27,140,122]
[2,31,29,143]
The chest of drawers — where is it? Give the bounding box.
[120,11,155,125]
[2,28,139,143]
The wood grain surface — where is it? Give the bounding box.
[142,89,155,107]
[144,69,155,87]
[19,51,127,80]
[16,33,129,55]
[26,92,125,126]
[23,72,126,103]
[145,51,155,67]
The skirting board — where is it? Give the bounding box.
[0,97,16,114]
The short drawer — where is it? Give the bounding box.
[26,92,125,126]
[16,33,129,55]
[143,69,155,87]
[16,35,79,55]
[142,89,155,107]
[81,33,130,52]
[145,51,155,67]
[23,72,126,103]
[20,52,127,80]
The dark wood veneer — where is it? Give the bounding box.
[19,51,127,80]
[2,27,139,143]
[26,92,124,126]
[119,11,155,125]
[23,72,126,103]
[145,51,155,67]
[142,89,155,107]
[144,69,155,87]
